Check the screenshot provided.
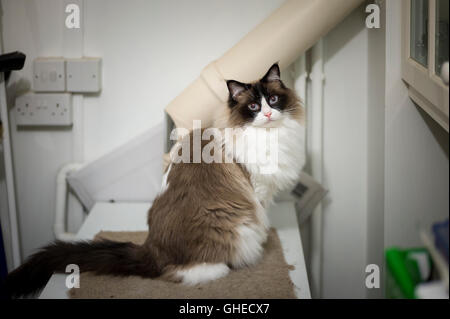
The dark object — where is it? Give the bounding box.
[0,51,26,294]
[0,51,26,81]
[432,219,449,263]
[0,222,8,281]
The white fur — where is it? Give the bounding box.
[231,195,269,268]
[226,110,305,267]
[252,98,283,126]
[176,263,230,285]
[228,115,305,206]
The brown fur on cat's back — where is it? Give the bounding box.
[145,130,259,271]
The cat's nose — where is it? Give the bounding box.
[264,111,272,118]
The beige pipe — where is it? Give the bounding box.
[165,0,364,130]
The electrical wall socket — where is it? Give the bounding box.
[33,58,66,92]
[66,58,101,92]
[15,93,72,126]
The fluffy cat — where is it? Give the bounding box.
[3,63,305,298]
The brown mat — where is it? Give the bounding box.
[69,228,297,299]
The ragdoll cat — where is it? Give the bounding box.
[3,63,305,298]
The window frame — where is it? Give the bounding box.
[402,0,449,132]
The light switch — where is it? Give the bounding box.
[33,58,66,92]
[66,58,102,93]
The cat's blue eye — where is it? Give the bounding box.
[248,103,260,111]
[269,95,279,105]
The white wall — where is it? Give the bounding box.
[1,0,285,259]
[384,1,449,248]
[321,5,370,298]
[366,0,386,299]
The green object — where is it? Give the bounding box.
[385,247,431,299]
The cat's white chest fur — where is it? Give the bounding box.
[233,117,305,206]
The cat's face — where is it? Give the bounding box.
[226,63,300,128]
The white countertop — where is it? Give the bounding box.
[39,201,310,299]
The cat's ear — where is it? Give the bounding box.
[226,80,247,100]
[262,63,281,82]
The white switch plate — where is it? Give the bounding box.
[33,58,66,92]
[66,58,101,92]
[15,93,72,126]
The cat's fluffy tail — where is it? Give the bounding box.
[2,239,160,298]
